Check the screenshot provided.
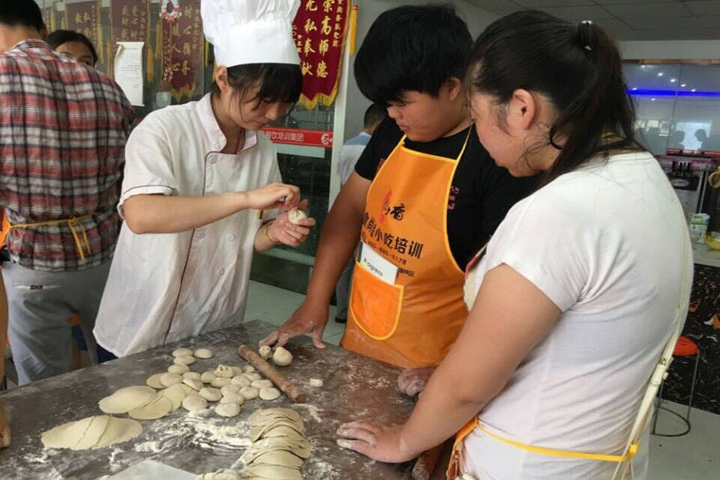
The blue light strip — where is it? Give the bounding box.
[628,89,720,97]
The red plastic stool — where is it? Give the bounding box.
[651,336,700,437]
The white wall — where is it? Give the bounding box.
[620,41,720,60]
[342,0,498,140]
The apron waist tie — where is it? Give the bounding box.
[5,215,94,260]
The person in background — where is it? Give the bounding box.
[333,103,386,324]
[0,0,133,385]
[0,275,9,449]
[93,0,315,357]
[262,5,537,396]
[47,29,97,67]
[337,11,691,480]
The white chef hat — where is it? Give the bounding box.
[201,0,301,68]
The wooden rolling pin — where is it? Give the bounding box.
[412,443,445,480]
[238,344,307,403]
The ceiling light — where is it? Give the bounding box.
[651,98,656,101]
[691,89,696,92]
[657,72,664,77]
[681,84,687,87]
[670,78,677,83]
[632,87,638,90]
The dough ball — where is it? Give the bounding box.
[182,395,208,412]
[168,364,190,374]
[231,366,245,377]
[259,387,281,401]
[258,345,273,360]
[244,365,256,373]
[215,402,241,418]
[231,375,251,388]
[251,379,273,389]
[214,364,234,378]
[201,371,216,383]
[287,208,307,225]
[146,373,165,389]
[98,386,156,414]
[129,394,173,420]
[195,468,241,480]
[160,372,183,387]
[239,386,259,400]
[183,371,202,381]
[194,348,213,359]
[41,415,142,450]
[309,378,323,388]
[199,387,222,402]
[162,383,188,410]
[220,384,240,396]
[272,347,293,367]
[174,355,196,366]
[172,348,193,357]
[245,372,262,382]
[220,393,245,405]
[183,378,203,391]
[211,377,231,388]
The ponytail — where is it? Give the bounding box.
[467,10,638,183]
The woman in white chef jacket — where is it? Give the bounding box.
[93,0,314,357]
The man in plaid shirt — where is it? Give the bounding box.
[0,0,133,388]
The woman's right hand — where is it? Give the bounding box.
[260,299,328,349]
[241,183,301,211]
[0,406,10,449]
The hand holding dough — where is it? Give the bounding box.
[287,208,307,225]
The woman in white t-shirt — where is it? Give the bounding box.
[337,10,691,480]
[93,0,316,356]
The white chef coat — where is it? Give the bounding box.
[93,94,281,357]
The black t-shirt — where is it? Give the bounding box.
[355,117,538,270]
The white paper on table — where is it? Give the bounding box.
[114,42,145,107]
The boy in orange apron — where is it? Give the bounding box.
[262,5,536,380]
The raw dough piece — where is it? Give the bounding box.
[183,378,203,391]
[251,450,304,468]
[211,377,232,388]
[199,387,222,402]
[179,384,196,395]
[99,386,156,414]
[259,387,281,401]
[220,393,245,405]
[251,379,273,389]
[129,393,174,420]
[160,372,183,387]
[272,347,293,367]
[215,402,241,418]
[195,468,241,480]
[243,436,312,460]
[220,384,240,396]
[287,208,307,225]
[182,395,208,412]
[240,386,259,400]
[172,348,193,357]
[231,366,245,377]
[258,345,273,360]
[244,365,256,373]
[184,371,202,381]
[162,383,188,410]
[146,373,165,389]
[174,355,196,366]
[41,415,142,450]
[168,364,190,374]
[309,378,323,388]
[214,364,234,378]
[201,371,216,383]
[248,408,302,427]
[194,348,213,359]
[242,464,303,480]
[245,372,262,382]
[249,421,303,442]
[231,375,251,388]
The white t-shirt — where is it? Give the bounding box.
[463,152,692,480]
[94,94,281,356]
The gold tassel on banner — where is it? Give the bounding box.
[349,2,358,55]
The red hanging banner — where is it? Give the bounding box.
[64,1,102,61]
[111,0,149,44]
[159,0,204,101]
[292,0,350,110]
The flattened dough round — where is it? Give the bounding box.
[129,394,174,420]
[184,371,202,381]
[259,387,281,401]
[160,372,183,387]
[220,393,245,405]
[251,379,273,389]
[195,468,241,480]
[231,376,250,387]
[162,383,189,410]
[168,364,190,374]
[99,386,156,414]
[183,378,203,391]
[201,371,216,383]
[182,395,208,412]
[172,348,193,357]
[41,415,142,450]
[194,348,213,359]
[211,377,231,388]
[174,355,196,366]
[146,373,165,389]
[251,449,304,468]
[220,384,240,396]
[199,387,222,402]
[215,402,241,418]
[239,386,259,400]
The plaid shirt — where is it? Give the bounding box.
[0,39,133,272]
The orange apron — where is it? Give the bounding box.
[341,132,470,368]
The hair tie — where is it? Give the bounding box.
[578,20,593,51]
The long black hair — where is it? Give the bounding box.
[467,10,638,182]
[355,4,472,106]
[211,63,303,109]
[47,30,98,65]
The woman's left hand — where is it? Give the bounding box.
[268,199,317,247]
[336,421,417,463]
